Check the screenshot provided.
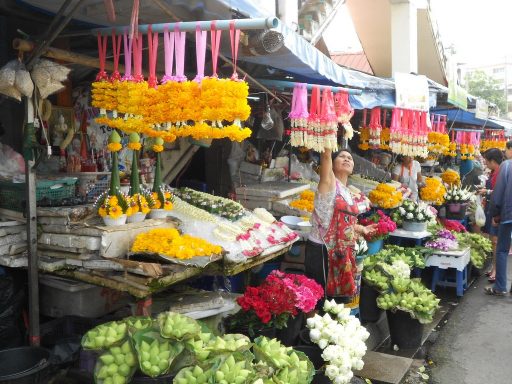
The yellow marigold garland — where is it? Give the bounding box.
[358,127,370,151]
[380,127,390,150]
[131,228,222,259]
[420,177,446,205]
[428,132,450,154]
[480,139,506,152]
[369,183,403,209]
[107,142,122,152]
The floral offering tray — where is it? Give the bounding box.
[128,251,223,268]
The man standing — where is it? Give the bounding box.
[485,157,512,295]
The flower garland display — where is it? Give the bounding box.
[368,107,382,149]
[289,190,315,213]
[459,144,475,160]
[380,127,390,150]
[358,210,397,242]
[427,131,450,155]
[358,109,370,151]
[425,229,458,251]
[389,108,428,157]
[289,85,339,152]
[440,169,460,186]
[93,24,252,144]
[480,128,506,152]
[444,185,472,204]
[368,183,403,209]
[419,177,446,205]
[96,130,132,223]
[307,300,369,383]
[131,228,222,259]
[174,187,244,221]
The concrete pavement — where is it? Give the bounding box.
[429,255,512,384]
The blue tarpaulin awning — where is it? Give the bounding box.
[431,108,504,129]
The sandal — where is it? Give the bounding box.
[485,271,492,277]
[488,276,496,283]
[484,287,507,296]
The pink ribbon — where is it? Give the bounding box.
[194,22,207,82]
[229,20,241,80]
[173,23,187,82]
[95,33,109,81]
[147,25,159,88]
[210,21,221,77]
[161,25,175,83]
[109,31,122,82]
[132,32,144,82]
[121,31,133,81]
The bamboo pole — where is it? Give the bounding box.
[13,38,123,72]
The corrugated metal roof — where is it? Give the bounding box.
[330,52,373,75]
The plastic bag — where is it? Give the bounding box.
[14,62,34,97]
[0,60,21,101]
[31,59,70,98]
[475,199,486,227]
[94,340,137,384]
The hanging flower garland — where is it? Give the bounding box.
[368,107,382,149]
[358,109,370,151]
[289,83,309,147]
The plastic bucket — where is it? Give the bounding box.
[359,283,383,323]
[367,239,384,255]
[386,310,424,349]
[0,347,51,384]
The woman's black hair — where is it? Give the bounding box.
[331,148,352,162]
[483,148,504,165]
[506,140,512,150]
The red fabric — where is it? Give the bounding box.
[491,168,500,189]
[322,187,360,297]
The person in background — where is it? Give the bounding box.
[305,149,377,304]
[485,152,512,295]
[392,155,422,201]
[505,140,512,160]
[461,160,484,191]
[480,149,504,283]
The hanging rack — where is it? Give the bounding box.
[256,79,363,95]
[92,17,279,35]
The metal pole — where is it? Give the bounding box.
[257,79,363,95]
[150,0,287,104]
[92,17,280,36]
[25,98,39,346]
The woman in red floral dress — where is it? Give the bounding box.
[306,149,376,302]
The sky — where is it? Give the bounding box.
[323,0,512,66]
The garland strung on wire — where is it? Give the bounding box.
[93,22,252,143]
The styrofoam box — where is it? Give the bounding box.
[39,275,130,318]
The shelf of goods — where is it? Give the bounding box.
[0,196,298,299]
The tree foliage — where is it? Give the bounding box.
[465,70,507,113]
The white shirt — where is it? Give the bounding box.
[392,160,421,200]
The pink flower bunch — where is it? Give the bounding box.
[359,210,397,242]
[270,270,324,313]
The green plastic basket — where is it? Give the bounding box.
[0,178,77,212]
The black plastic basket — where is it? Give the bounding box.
[0,347,51,384]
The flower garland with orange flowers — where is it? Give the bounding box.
[92,23,252,143]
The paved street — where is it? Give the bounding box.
[430,256,512,384]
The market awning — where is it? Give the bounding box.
[238,21,395,92]
[431,108,504,129]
